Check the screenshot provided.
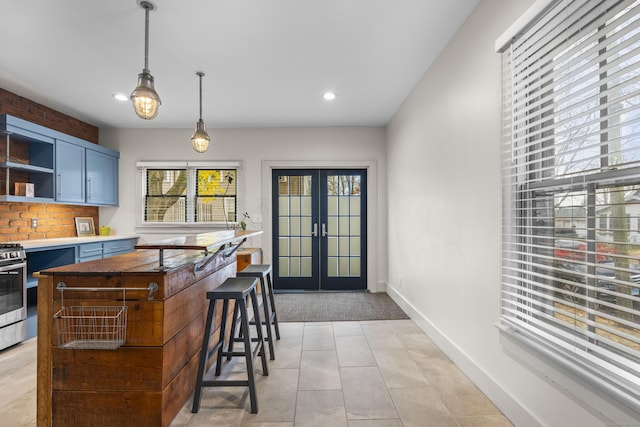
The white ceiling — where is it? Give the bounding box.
[0,0,479,129]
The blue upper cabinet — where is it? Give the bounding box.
[0,115,55,202]
[86,148,118,206]
[55,140,85,204]
[1,114,119,206]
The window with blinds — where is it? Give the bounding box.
[500,0,640,410]
[137,161,241,225]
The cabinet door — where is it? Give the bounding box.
[55,140,85,203]
[86,149,118,205]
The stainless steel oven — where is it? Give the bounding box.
[0,243,27,350]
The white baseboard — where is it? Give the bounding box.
[385,284,540,427]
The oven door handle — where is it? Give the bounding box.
[0,262,26,272]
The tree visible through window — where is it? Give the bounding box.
[145,169,187,222]
[196,169,237,223]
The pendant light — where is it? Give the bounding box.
[130,0,161,120]
[191,71,211,153]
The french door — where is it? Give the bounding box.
[272,169,367,291]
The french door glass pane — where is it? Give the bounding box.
[301,257,312,276]
[279,257,289,276]
[279,237,289,256]
[327,174,362,278]
[278,174,313,278]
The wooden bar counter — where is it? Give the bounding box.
[36,230,261,427]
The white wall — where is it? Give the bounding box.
[99,126,387,292]
[386,0,639,426]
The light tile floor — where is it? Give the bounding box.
[172,320,513,427]
[0,319,514,427]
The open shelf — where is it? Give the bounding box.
[1,115,56,201]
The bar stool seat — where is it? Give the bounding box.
[229,264,280,361]
[192,276,268,415]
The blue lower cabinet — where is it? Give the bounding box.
[77,242,103,262]
[103,239,135,257]
[26,237,138,289]
[76,238,137,263]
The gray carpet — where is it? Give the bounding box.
[273,292,409,322]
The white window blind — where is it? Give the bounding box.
[500,0,640,410]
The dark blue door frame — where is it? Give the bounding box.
[272,169,367,291]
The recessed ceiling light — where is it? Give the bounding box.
[113,93,129,102]
[323,91,337,101]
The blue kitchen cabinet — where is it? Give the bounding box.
[56,141,119,206]
[55,140,85,204]
[103,239,135,257]
[0,115,55,202]
[1,114,120,206]
[86,148,118,206]
[25,237,138,286]
[77,242,103,263]
[77,238,137,263]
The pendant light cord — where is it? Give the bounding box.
[198,72,204,120]
[144,3,150,71]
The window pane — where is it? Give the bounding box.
[290,217,301,236]
[196,169,236,222]
[279,217,290,235]
[301,236,312,257]
[301,257,312,276]
[279,257,290,277]
[279,237,289,257]
[328,236,338,257]
[145,169,186,222]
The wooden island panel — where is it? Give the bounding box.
[37,230,261,427]
[236,247,262,272]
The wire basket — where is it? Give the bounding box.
[53,282,157,350]
[54,305,128,350]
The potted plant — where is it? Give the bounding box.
[240,212,250,230]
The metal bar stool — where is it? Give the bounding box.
[192,277,268,414]
[228,264,280,360]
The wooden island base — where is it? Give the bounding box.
[37,230,261,427]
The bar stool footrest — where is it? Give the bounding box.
[202,379,250,387]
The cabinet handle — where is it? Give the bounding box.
[56,173,61,196]
[87,177,92,200]
[83,248,102,253]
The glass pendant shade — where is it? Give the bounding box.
[131,69,161,120]
[191,119,210,153]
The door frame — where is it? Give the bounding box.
[261,160,381,292]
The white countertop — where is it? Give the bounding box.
[14,235,139,250]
